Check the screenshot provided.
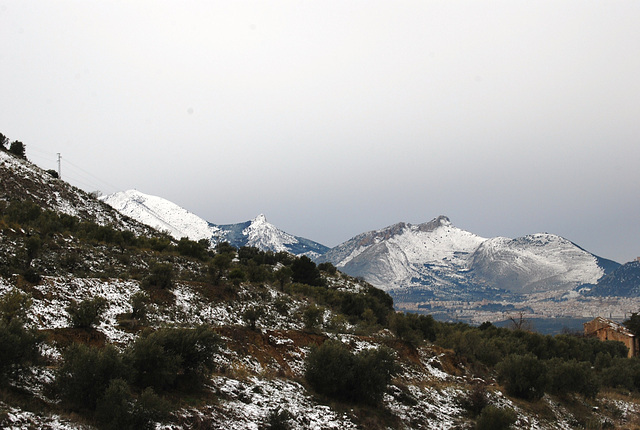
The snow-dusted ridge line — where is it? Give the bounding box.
[100,190,330,257]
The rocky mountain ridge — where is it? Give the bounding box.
[318,215,620,300]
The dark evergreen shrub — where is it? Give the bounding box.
[0,319,42,381]
[459,384,489,418]
[8,140,26,158]
[267,407,293,430]
[228,267,246,286]
[243,305,265,330]
[142,263,174,289]
[95,378,168,430]
[546,358,599,398]
[600,357,640,392]
[475,405,516,430]
[126,333,180,390]
[130,292,148,322]
[317,262,337,275]
[66,297,108,329]
[352,346,396,405]
[304,340,396,405]
[305,340,354,400]
[0,289,32,324]
[291,256,323,286]
[303,305,323,331]
[496,354,547,401]
[389,312,437,345]
[176,237,209,260]
[22,267,41,284]
[54,343,128,410]
[127,326,220,390]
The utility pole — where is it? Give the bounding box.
[57,153,61,178]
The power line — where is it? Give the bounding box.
[62,157,123,192]
[25,143,125,194]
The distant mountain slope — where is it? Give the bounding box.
[101,190,329,257]
[0,151,153,235]
[587,260,640,297]
[469,234,616,294]
[318,215,619,298]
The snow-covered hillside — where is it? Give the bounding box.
[318,216,619,297]
[101,190,329,257]
[100,190,221,242]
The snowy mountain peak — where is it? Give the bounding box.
[253,213,268,224]
[436,215,451,226]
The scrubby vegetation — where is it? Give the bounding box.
[2,192,640,428]
[0,289,42,382]
[305,339,397,405]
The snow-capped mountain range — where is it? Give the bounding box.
[316,215,620,299]
[101,190,620,299]
[100,190,329,257]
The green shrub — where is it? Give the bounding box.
[176,237,209,260]
[599,357,640,392]
[352,346,397,405]
[142,263,174,290]
[243,305,265,330]
[0,289,41,381]
[228,267,246,286]
[0,289,32,324]
[267,407,293,430]
[546,358,599,398]
[317,262,337,275]
[208,253,234,283]
[22,267,42,284]
[305,340,354,400]
[130,292,149,322]
[95,378,168,430]
[127,326,220,390]
[304,340,396,405]
[389,312,437,345]
[0,319,42,381]
[126,334,180,390]
[66,297,108,329]
[303,305,324,331]
[291,256,323,286]
[459,384,489,418]
[54,343,128,410]
[496,354,547,400]
[476,405,516,430]
[273,296,290,316]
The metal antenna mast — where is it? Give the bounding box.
[57,153,61,178]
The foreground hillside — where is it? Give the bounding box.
[2,149,640,429]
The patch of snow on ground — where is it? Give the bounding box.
[202,375,359,430]
[0,401,87,430]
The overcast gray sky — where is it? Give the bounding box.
[2,1,639,263]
